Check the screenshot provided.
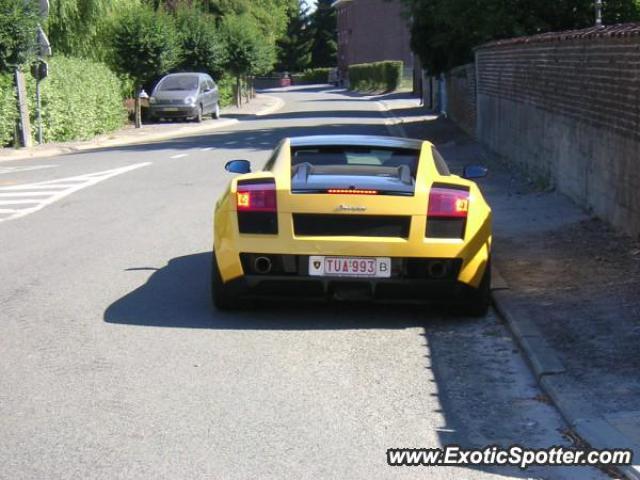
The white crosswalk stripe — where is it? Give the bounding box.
[0,162,151,223]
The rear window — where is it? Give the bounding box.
[157,76,199,91]
[291,146,420,177]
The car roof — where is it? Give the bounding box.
[289,135,425,150]
[161,72,209,79]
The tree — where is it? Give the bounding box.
[109,5,180,87]
[222,14,275,106]
[276,1,313,72]
[400,0,640,74]
[0,0,39,72]
[46,0,139,60]
[174,5,227,78]
[108,4,180,126]
[309,0,337,68]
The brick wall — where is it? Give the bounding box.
[335,0,413,76]
[445,64,477,136]
[475,25,640,237]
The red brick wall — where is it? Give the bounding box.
[475,26,640,237]
[336,0,413,75]
[477,37,640,141]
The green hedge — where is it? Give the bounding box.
[217,76,234,107]
[0,74,17,147]
[348,61,403,92]
[299,67,333,84]
[26,56,126,143]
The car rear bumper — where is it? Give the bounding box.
[216,252,485,302]
[149,105,199,118]
[221,273,475,303]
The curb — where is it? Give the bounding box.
[491,281,640,479]
[0,94,285,163]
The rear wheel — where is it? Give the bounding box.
[212,102,220,119]
[462,259,491,317]
[211,251,240,311]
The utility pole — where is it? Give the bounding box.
[595,0,603,26]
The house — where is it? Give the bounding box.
[334,0,414,80]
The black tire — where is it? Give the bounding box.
[212,102,220,119]
[211,252,240,311]
[195,105,203,123]
[463,259,491,317]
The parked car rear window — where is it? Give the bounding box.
[157,76,199,91]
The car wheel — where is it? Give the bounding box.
[195,105,203,123]
[211,251,240,311]
[212,102,220,119]
[463,258,491,317]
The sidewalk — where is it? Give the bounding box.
[0,94,284,163]
[381,92,640,478]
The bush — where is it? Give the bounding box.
[217,76,235,108]
[25,56,126,143]
[348,61,403,92]
[108,5,180,89]
[299,67,333,84]
[0,74,16,146]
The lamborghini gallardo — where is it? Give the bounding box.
[212,135,492,315]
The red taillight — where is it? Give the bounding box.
[428,187,469,218]
[236,182,277,212]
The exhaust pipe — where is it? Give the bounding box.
[427,260,447,279]
[254,256,273,274]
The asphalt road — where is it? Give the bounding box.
[0,86,607,479]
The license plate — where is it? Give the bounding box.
[309,256,391,278]
[163,107,179,112]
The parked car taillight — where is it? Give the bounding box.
[426,186,469,238]
[236,180,278,234]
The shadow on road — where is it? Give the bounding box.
[104,251,460,330]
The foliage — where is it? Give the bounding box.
[276,1,313,72]
[348,61,403,92]
[299,67,333,83]
[310,0,337,68]
[400,0,640,74]
[174,5,227,78]
[221,14,275,77]
[0,0,39,72]
[47,0,139,60]
[151,0,295,42]
[217,75,235,107]
[108,4,180,88]
[25,56,126,143]
[0,73,17,146]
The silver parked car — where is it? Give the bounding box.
[149,72,220,122]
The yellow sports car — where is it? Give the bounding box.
[212,135,492,315]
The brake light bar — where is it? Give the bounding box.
[327,189,379,195]
[236,182,277,212]
[428,187,469,218]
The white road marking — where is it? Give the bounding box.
[0,191,58,197]
[200,147,213,152]
[0,165,58,175]
[170,153,188,159]
[0,162,151,223]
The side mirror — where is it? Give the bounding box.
[462,164,488,179]
[225,159,251,174]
